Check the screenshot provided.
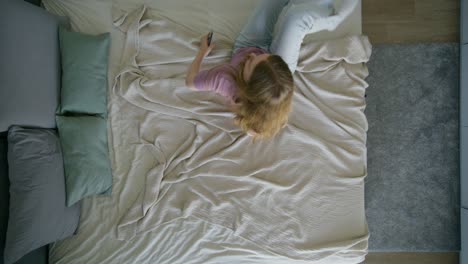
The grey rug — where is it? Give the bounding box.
[364,43,459,251]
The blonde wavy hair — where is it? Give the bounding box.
[233,55,294,139]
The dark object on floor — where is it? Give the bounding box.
[365,43,459,251]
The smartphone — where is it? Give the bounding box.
[207,31,213,46]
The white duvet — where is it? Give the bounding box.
[44,1,371,263]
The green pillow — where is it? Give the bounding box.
[58,27,110,116]
[56,115,112,206]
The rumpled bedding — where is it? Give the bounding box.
[113,5,370,262]
[48,3,372,264]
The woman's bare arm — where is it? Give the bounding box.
[186,51,205,89]
[186,33,215,89]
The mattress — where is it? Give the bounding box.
[42,1,369,263]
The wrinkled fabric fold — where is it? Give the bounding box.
[110,5,371,263]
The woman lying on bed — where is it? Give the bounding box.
[186,0,354,139]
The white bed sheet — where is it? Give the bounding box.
[42,1,368,264]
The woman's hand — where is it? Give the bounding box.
[198,33,215,57]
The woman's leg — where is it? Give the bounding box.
[233,0,289,53]
[269,1,339,73]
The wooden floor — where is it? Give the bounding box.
[364,252,459,264]
[362,0,460,43]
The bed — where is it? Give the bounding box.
[4,0,371,263]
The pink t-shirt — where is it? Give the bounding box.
[193,47,268,102]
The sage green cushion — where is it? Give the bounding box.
[58,27,110,116]
[56,115,112,206]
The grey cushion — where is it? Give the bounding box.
[0,0,68,132]
[1,135,48,264]
[4,126,80,264]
